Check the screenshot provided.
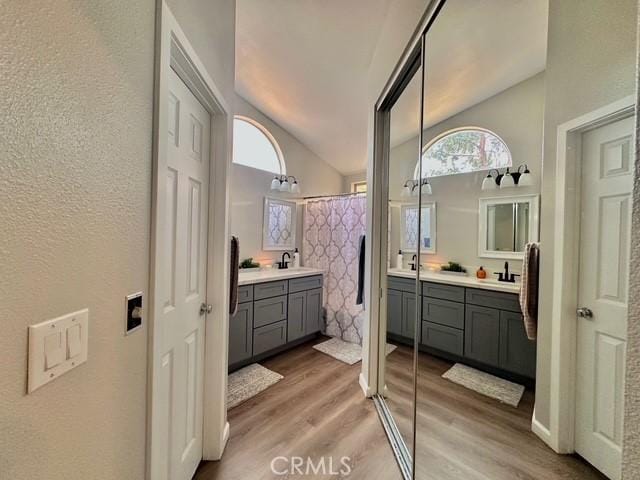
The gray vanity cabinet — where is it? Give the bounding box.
[401,292,417,340]
[499,310,537,377]
[387,289,403,336]
[229,275,324,371]
[229,301,253,366]
[464,304,501,367]
[305,288,323,335]
[288,287,323,342]
[287,291,307,342]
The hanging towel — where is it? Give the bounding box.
[229,236,239,316]
[519,242,539,340]
[356,235,366,305]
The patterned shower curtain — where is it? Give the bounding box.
[303,194,367,344]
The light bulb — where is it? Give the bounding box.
[279,179,290,192]
[270,177,281,191]
[421,182,432,195]
[482,174,497,191]
[517,170,533,187]
[500,171,515,189]
[291,181,300,194]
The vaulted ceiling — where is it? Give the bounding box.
[236,0,548,175]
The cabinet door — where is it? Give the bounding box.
[229,302,253,366]
[387,289,403,336]
[287,291,306,342]
[305,288,323,335]
[401,291,417,340]
[499,310,537,378]
[464,304,500,367]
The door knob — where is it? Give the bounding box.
[200,303,213,316]
[577,307,593,318]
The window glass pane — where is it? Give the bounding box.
[418,128,511,178]
[233,118,283,174]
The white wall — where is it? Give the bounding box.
[343,171,367,192]
[231,95,344,265]
[535,0,638,448]
[388,73,545,274]
[0,1,236,479]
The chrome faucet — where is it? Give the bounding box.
[277,252,291,270]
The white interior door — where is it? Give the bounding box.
[575,115,633,480]
[154,67,211,480]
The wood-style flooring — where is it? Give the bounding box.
[385,345,606,480]
[195,339,605,480]
[194,337,399,480]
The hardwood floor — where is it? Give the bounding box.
[385,345,607,480]
[195,339,605,480]
[194,337,400,480]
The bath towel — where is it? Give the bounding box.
[356,235,365,305]
[229,236,239,315]
[519,242,539,340]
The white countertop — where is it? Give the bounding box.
[238,267,325,286]
[388,268,521,294]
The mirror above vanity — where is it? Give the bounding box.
[262,197,296,251]
[478,194,539,260]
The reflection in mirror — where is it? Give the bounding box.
[379,58,423,475]
[400,203,436,254]
[262,197,296,250]
[479,195,539,259]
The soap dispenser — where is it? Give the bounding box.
[293,248,300,268]
[476,266,487,279]
[396,250,403,269]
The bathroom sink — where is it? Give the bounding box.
[477,277,521,287]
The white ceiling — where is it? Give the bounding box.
[236,0,548,175]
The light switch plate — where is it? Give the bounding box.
[28,308,89,393]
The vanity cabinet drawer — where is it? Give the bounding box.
[254,280,288,300]
[289,275,323,293]
[253,295,287,328]
[466,288,521,313]
[388,276,416,292]
[237,285,253,304]
[422,297,464,330]
[422,321,464,356]
[422,282,465,303]
[253,320,287,356]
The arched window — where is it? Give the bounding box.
[414,127,511,179]
[233,116,286,174]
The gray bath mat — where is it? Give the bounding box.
[227,363,283,410]
[313,337,397,365]
[442,363,525,407]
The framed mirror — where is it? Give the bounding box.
[400,202,436,254]
[478,194,539,259]
[263,197,296,251]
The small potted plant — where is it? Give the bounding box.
[239,258,261,272]
[440,261,467,277]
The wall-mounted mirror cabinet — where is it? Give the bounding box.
[400,203,437,254]
[478,194,539,259]
[263,197,296,251]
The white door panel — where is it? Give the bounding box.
[154,67,210,480]
[575,115,633,480]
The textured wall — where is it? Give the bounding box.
[535,0,638,431]
[623,13,640,477]
[230,95,343,265]
[0,1,235,479]
[388,73,545,274]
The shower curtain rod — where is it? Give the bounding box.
[303,192,366,200]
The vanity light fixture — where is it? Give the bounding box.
[270,175,301,194]
[401,178,432,197]
[481,164,533,191]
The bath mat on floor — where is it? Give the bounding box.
[442,363,525,407]
[313,338,397,365]
[227,363,283,409]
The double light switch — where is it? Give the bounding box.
[28,309,89,393]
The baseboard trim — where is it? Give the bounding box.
[359,372,373,397]
[532,410,554,449]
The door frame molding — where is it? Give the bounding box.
[148,3,232,478]
[542,95,636,454]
